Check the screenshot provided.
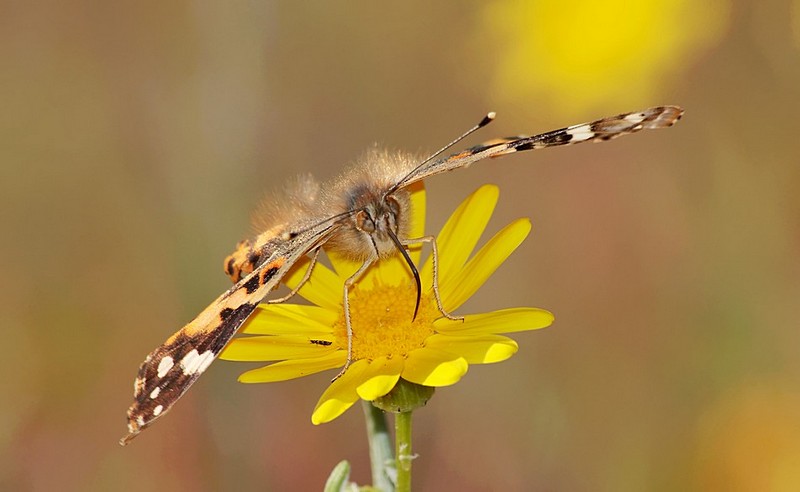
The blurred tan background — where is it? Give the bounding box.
[2,1,799,490]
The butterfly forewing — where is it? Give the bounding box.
[398,106,683,187]
[121,220,340,445]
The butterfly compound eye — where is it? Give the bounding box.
[385,195,402,218]
[354,210,376,233]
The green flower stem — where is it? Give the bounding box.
[395,411,413,492]
[372,379,431,491]
[362,400,394,491]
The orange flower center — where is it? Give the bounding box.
[333,279,438,361]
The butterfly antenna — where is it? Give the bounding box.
[387,112,496,195]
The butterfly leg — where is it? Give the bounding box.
[333,254,377,381]
[265,248,320,304]
[402,235,464,322]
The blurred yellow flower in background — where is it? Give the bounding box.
[693,382,800,491]
[481,0,730,114]
[220,184,554,424]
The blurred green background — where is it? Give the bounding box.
[2,1,799,490]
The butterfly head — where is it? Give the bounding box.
[331,184,411,260]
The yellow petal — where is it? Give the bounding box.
[442,218,531,311]
[327,245,408,293]
[327,250,363,284]
[421,184,499,285]
[370,253,416,288]
[405,181,427,233]
[425,334,518,364]
[237,351,345,383]
[220,335,336,362]
[283,255,343,310]
[435,307,554,335]
[243,304,337,335]
[356,356,403,400]
[312,359,370,424]
[402,348,468,386]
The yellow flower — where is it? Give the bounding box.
[219,184,554,424]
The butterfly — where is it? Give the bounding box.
[121,105,683,445]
